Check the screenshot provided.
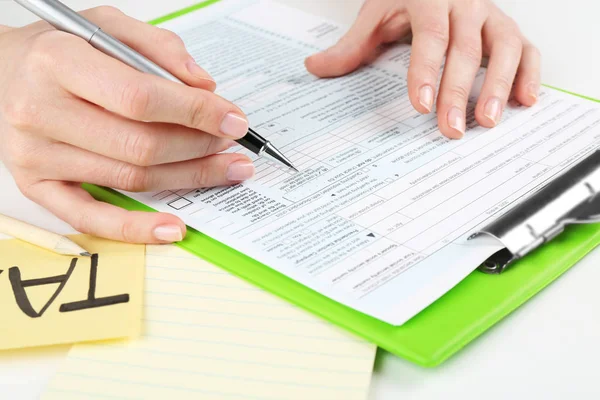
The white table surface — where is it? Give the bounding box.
[1,0,599,399]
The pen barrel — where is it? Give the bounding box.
[236,129,266,155]
[89,30,183,84]
[14,0,99,40]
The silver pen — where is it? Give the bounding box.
[14,0,298,171]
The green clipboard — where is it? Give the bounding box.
[85,0,600,367]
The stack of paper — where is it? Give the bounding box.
[123,0,600,326]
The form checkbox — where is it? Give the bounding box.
[168,197,192,210]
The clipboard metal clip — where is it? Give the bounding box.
[471,150,600,274]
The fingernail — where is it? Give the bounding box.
[527,82,539,102]
[484,97,502,125]
[226,140,239,149]
[153,225,183,242]
[220,113,248,139]
[447,106,465,138]
[227,161,255,181]
[418,85,434,112]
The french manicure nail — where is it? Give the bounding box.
[419,85,434,112]
[484,97,502,125]
[227,161,255,181]
[527,82,539,102]
[220,113,248,139]
[153,225,183,242]
[447,106,465,138]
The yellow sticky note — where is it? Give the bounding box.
[0,235,144,350]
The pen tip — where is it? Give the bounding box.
[80,252,92,257]
[263,142,299,172]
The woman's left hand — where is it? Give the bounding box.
[305,0,540,139]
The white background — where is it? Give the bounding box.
[1,0,599,399]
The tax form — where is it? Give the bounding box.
[123,0,600,325]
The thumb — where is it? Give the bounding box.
[305,3,384,77]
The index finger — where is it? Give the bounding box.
[49,33,248,139]
[80,6,217,92]
[406,0,450,114]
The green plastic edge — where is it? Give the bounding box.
[147,0,222,25]
[543,84,599,103]
[86,0,600,367]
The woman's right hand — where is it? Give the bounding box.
[0,6,255,244]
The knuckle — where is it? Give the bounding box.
[191,166,209,187]
[466,0,486,13]
[10,146,37,170]
[1,96,41,131]
[119,219,138,243]
[455,37,482,63]
[411,57,439,81]
[502,16,520,32]
[14,179,36,200]
[501,34,523,52]
[120,80,153,120]
[71,210,94,234]
[26,30,65,68]
[492,75,513,94]
[115,163,148,192]
[187,95,209,128]
[421,22,449,46]
[201,135,216,158]
[2,136,40,171]
[447,85,470,102]
[123,131,160,166]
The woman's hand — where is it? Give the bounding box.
[0,7,255,244]
[306,0,540,139]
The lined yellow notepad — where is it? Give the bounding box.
[44,245,376,400]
